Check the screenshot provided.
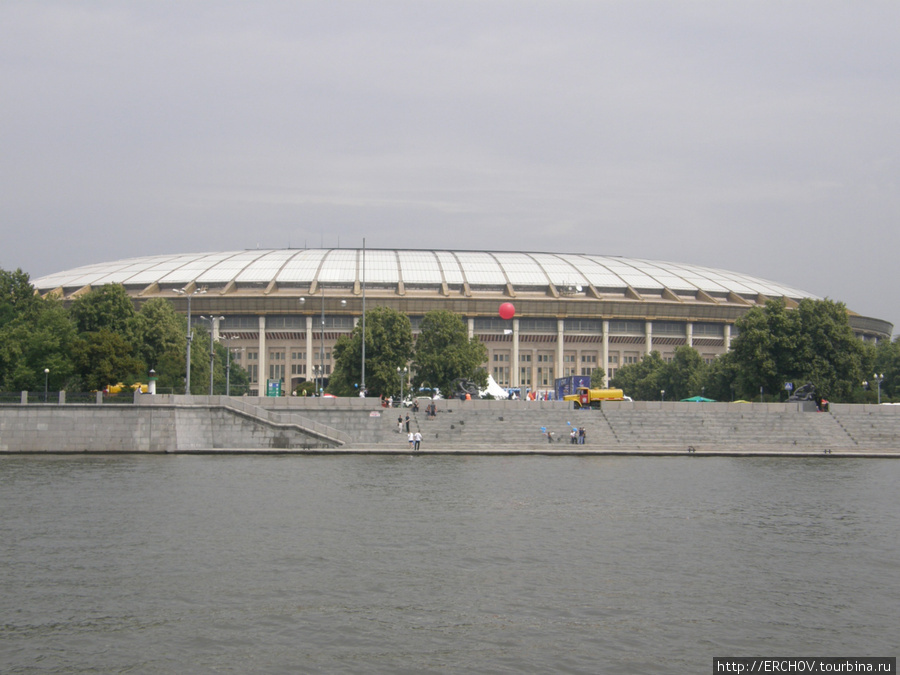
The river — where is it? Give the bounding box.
[1,455,897,673]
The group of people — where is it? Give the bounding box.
[569,426,586,444]
[397,412,424,450]
[398,414,411,433]
[408,430,422,451]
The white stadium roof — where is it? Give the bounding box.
[33,249,816,300]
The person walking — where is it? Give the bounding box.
[408,431,415,450]
[398,415,403,432]
[414,431,422,451]
[405,415,411,433]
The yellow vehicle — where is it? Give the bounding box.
[564,386,626,409]
[105,382,148,395]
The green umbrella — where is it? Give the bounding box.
[681,395,716,402]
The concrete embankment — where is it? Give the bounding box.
[0,395,898,455]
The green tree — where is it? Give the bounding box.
[659,346,709,400]
[412,309,487,397]
[793,298,863,401]
[330,306,414,397]
[70,284,137,336]
[866,337,900,402]
[0,297,77,391]
[0,268,39,327]
[702,350,741,402]
[729,299,801,399]
[729,297,865,401]
[610,351,666,400]
[71,329,145,391]
[132,298,186,371]
[67,284,146,391]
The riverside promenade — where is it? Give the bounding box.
[1,394,898,455]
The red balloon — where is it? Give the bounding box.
[499,302,515,320]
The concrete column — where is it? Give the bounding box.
[257,316,269,396]
[602,320,610,388]
[724,324,732,350]
[468,317,474,340]
[511,318,520,388]
[212,316,222,341]
[686,321,693,349]
[306,316,314,380]
[258,316,267,393]
[645,320,653,356]
[556,319,565,382]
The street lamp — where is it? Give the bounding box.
[44,368,49,403]
[660,389,665,402]
[222,336,242,396]
[873,373,884,405]
[320,286,325,394]
[361,238,366,395]
[174,286,207,394]
[398,366,408,406]
[199,315,225,395]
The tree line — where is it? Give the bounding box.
[0,267,486,398]
[606,298,898,403]
[0,268,248,394]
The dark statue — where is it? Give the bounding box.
[788,382,816,402]
[454,378,480,398]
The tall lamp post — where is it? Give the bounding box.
[223,338,242,397]
[361,238,366,395]
[398,366,408,406]
[660,389,665,402]
[199,315,225,395]
[320,286,325,395]
[44,368,49,403]
[873,373,884,405]
[174,286,207,394]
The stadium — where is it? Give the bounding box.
[32,249,893,396]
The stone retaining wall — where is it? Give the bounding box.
[0,404,335,452]
[1,397,897,453]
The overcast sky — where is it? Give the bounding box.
[2,1,898,335]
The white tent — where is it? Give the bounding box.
[482,374,510,399]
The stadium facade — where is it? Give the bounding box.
[33,249,893,396]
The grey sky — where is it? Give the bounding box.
[2,1,898,334]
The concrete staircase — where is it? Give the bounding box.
[600,406,856,451]
[354,401,894,453]
[829,406,900,448]
[373,406,605,451]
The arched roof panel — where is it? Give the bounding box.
[356,250,397,285]
[434,251,465,285]
[268,249,325,284]
[397,250,442,285]
[317,249,359,284]
[492,252,548,286]
[455,251,506,286]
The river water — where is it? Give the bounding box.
[1,455,897,674]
